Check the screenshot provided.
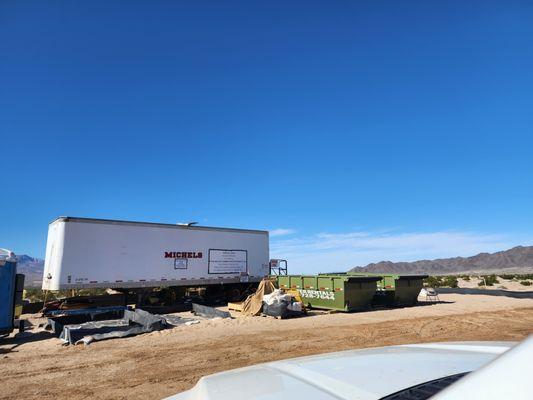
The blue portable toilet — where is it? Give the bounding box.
[0,249,21,336]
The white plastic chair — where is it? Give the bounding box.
[424,287,440,302]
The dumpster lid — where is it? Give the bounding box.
[348,272,429,280]
[396,274,428,280]
[344,275,382,282]
[315,274,381,282]
[0,248,17,262]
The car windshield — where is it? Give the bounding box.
[379,372,470,400]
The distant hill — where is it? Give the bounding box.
[350,246,533,275]
[15,255,44,287]
[13,246,533,286]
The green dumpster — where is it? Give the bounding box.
[275,275,381,312]
[348,273,427,306]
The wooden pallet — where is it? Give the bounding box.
[227,301,244,312]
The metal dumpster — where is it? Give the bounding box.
[348,273,427,306]
[275,275,381,312]
[1,249,24,336]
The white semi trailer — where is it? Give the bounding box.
[42,217,270,292]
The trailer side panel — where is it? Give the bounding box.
[42,218,269,290]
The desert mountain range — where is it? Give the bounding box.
[350,245,533,275]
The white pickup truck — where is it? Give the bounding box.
[166,337,532,400]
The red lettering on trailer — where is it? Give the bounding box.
[164,251,203,259]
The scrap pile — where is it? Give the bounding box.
[262,289,304,318]
[50,308,167,345]
[241,279,276,316]
[237,279,305,319]
[46,307,171,345]
[45,305,212,345]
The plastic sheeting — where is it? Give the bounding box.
[192,303,231,319]
[262,301,303,319]
[46,307,127,337]
[263,289,293,305]
[51,309,167,345]
[262,288,304,319]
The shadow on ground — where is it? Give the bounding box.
[0,330,55,355]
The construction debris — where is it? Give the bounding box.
[241,279,275,316]
[49,308,167,345]
[42,294,127,314]
[160,314,201,326]
[46,306,128,337]
[238,279,305,319]
[262,289,305,319]
[192,303,231,319]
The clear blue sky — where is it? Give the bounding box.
[1,1,532,273]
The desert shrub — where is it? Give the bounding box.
[500,274,516,280]
[24,288,51,302]
[424,276,443,287]
[520,280,532,286]
[477,275,499,286]
[424,276,458,288]
[443,276,458,288]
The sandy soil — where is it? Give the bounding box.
[1,293,533,400]
[457,276,533,291]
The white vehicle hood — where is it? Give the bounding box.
[166,341,513,400]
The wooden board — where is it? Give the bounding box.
[227,301,244,312]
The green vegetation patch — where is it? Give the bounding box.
[477,275,500,286]
[423,276,458,288]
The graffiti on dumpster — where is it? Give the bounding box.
[299,289,335,301]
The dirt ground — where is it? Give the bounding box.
[1,293,533,400]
